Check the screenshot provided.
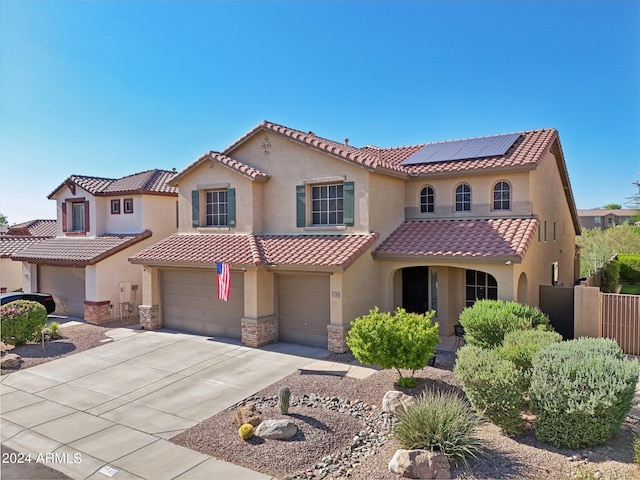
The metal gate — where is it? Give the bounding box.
[539,285,574,339]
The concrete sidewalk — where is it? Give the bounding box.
[1,329,330,480]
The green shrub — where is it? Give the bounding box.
[0,300,48,345]
[394,389,484,466]
[347,307,439,380]
[497,329,563,372]
[529,338,639,448]
[458,300,551,349]
[618,254,640,284]
[42,321,62,340]
[454,345,527,434]
[601,259,621,293]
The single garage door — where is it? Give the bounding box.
[161,268,244,338]
[278,274,330,348]
[39,265,86,318]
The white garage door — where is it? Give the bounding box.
[278,274,330,348]
[39,265,86,318]
[161,268,244,338]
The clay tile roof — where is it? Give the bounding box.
[224,120,407,176]
[171,152,270,185]
[48,170,178,199]
[256,234,380,269]
[129,233,379,270]
[6,219,56,237]
[373,129,558,176]
[0,236,48,257]
[11,231,152,266]
[374,218,539,261]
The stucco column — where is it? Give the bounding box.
[241,269,276,347]
[139,266,160,330]
[574,285,601,338]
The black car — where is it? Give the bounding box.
[0,292,56,314]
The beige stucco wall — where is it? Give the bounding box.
[174,159,257,234]
[337,250,379,325]
[1,258,23,292]
[231,131,373,235]
[404,171,532,220]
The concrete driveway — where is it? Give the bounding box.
[0,329,329,480]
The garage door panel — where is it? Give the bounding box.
[39,266,85,318]
[278,275,329,347]
[161,269,243,338]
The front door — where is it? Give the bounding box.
[402,266,429,314]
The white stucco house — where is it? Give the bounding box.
[12,169,178,323]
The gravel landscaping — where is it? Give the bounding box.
[2,326,639,479]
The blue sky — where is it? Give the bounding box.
[1,0,639,225]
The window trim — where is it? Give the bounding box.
[420,185,435,214]
[192,187,236,228]
[465,269,498,307]
[204,189,228,227]
[311,183,345,226]
[455,183,472,212]
[297,181,354,228]
[111,199,121,214]
[63,197,89,236]
[123,198,134,214]
[492,180,511,211]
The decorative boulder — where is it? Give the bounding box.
[255,419,297,439]
[233,402,262,427]
[1,353,21,369]
[388,449,451,479]
[382,390,416,414]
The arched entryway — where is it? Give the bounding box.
[517,272,528,304]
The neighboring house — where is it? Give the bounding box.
[12,170,178,323]
[130,121,581,352]
[577,209,637,230]
[0,220,56,292]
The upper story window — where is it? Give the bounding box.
[493,181,511,211]
[191,187,236,229]
[206,190,228,226]
[62,198,89,235]
[312,184,343,225]
[420,186,435,213]
[123,198,134,214]
[455,183,471,212]
[296,180,354,228]
[72,202,85,231]
[111,199,121,214]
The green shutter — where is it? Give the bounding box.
[296,185,306,227]
[191,190,199,227]
[343,181,354,226]
[227,188,236,227]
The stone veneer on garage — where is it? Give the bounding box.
[84,301,111,325]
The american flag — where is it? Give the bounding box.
[216,262,231,301]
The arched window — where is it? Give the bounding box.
[455,183,471,212]
[465,269,498,307]
[420,186,435,213]
[493,181,511,211]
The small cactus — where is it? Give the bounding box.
[278,386,291,414]
[239,423,254,440]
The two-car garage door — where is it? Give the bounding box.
[160,269,330,347]
[161,268,244,338]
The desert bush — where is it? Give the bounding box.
[346,307,439,381]
[601,259,621,293]
[454,345,527,434]
[458,300,551,349]
[530,338,639,448]
[618,253,640,284]
[42,321,62,340]
[394,389,484,466]
[497,329,563,372]
[0,300,47,345]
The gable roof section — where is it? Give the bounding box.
[223,120,408,177]
[12,231,152,266]
[129,233,379,270]
[170,151,270,186]
[373,218,539,262]
[48,169,178,199]
[5,219,56,237]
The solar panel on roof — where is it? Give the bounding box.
[401,132,521,165]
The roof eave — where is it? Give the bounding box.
[371,253,523,264]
